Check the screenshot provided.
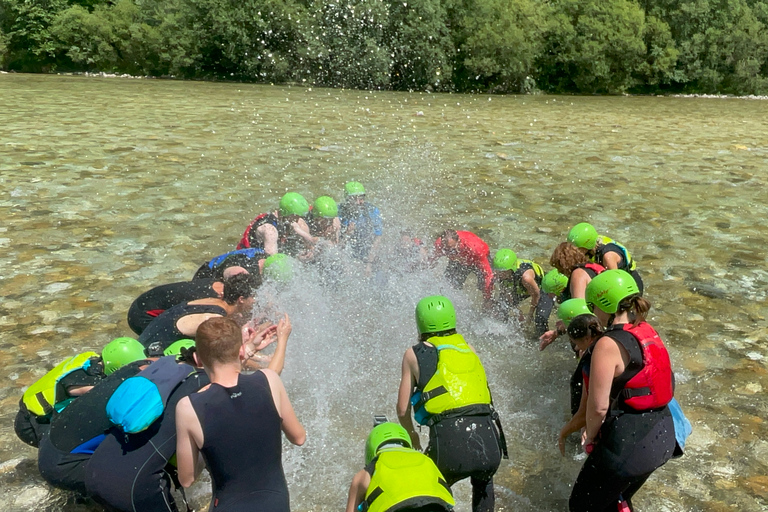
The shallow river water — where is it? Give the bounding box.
[0,73,767,511]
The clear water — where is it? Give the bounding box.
[0,74,767,511]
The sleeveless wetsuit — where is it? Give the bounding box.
[569,326,675,512]
[85,369,209,512]
[37,361,146,495]
[189,371,289,512]
[413,342,501,512]
[193,250,263,280]
[127,279,220,335]
[138,302,227,351]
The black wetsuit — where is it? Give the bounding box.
[414,343,502,512]
[127,279,221,335]
[37,361,146,495]
[569,327,675,512]
[85,368,209,512]
[188,371,289,512]
[138,302,227,352]
[497,262,555,336]
[193,249,264,280]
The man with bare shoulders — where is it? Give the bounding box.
[175,317,305,512]
[138,273,260,354]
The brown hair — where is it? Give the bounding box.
[222,273,261,304]
[550,242,588,277]
[567,314,603,341]
[617,295,652,326]
[195,317,242,367]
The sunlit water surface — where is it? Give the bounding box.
[0,74,767,511]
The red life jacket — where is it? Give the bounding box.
[236,213,278,250]
[582,262,605,277]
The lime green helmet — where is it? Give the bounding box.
[163,339,195,357]
[415,295,456,334]
[541,269,568,294]
[365,422,411,464]
[279,192,310,217]
[492,249,518,271]
[567,222,599,250]
[263,253,293,282]
[344,181,366,196]
[102,337,146,375]
[313,196,338,218]
[585,269,639,314]
[557,299,595,327]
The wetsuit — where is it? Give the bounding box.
[560,263,605,303]
[338,201,383,260]
[85,368,209,512]
[496,261,555,335]
[237,213,307,257]
[127,279,221,335]
[570,326,675,512]
[193,249,264,280]
[413,342,502,512]
[188,371,289,512]
[37,361,146,495]
[138,302,227,352]
[593,243,644,295]
[433,232,494,301]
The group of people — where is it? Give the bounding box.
[13,180,686,512]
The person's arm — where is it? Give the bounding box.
[263,369,306,446]
[267,314,291,375]
[475,250,495,301]
[539,319,566,351]
[331,217,341,245]
[291,219,317,245]
[345,469,372,512]
[175,396,205,488]
[583,337,623,447]
[426,238,444,267]
[569,268,590,299]
[257,224,279,256]
[66,385,94,397]
[559,386,588,456]
[396,348,421,451]
[601,251,622,270]
[521,269,540,317]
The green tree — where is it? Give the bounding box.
[0,0,68,71]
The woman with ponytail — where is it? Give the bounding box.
[566,270,676,512]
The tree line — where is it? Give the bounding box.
[1,0,768,94]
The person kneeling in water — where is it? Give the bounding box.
[346,421,455,512]
[176,317,305,512]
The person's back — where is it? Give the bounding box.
[189,371,288,510]
[127,279,221,335]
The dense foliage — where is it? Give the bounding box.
[2,0,768,94]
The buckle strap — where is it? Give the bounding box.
[413,386,448,412]
[35,392,53,416]
[359,486,384,512]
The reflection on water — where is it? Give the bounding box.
[0,74,767,511]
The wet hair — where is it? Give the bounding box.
[440,229,458,242]
[195,317,242,367]
[550,242,588,277]
[419,328,456,342]
[222,272,261,304]
[616,294,651,326]
[567,314,603,341]
[177,346,198,366]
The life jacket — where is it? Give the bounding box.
[411,334,492,426]
[595,240,636,271]
[106,356,195,434]
[236,213,279,250]
[607,322,673,411]
[502,259,544,297]
[360,446,454,512]
[560,263,605,302]
[207,248,265,269]
[22,352,100,417]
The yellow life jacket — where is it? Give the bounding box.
[22,351,99,417]
[412,333,491,425]
[361,447,454,512]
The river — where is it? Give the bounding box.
[0,73,766,511]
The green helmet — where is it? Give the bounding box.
[102,337,146,375]
[585,269,639,314]
[567,222,599,250]
[344,181,366,196]
[263,253,293,282]
[415,295,456,334]
[163,339,195,357]
[365,422,411,464]
[541,269,568,294]
[313,196,338,218]
[492,249,518,271]
[279,192,310,217]
[557,299,595,327]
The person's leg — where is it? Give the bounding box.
[14,403,47,447]
[534,293,555,336]
[621,472,653,511]
[470,476,495,512]
[569,453,628,512]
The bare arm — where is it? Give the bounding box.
[175,396,205,488]
[66,385,94,397]
[584,337,625,445]
[559,385,588,455]
[521,269,540,314]
[345,469,371,512]
[257,224,279,256]
[570,268,590,299]
[264,369,306,446]
[267,314,291,375]
[396,348,421,451]
[601,251,622,270]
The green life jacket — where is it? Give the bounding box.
[501,259,544,297]
[22,351,99,417]
[412,333,491,425]
[361,447,454,512]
